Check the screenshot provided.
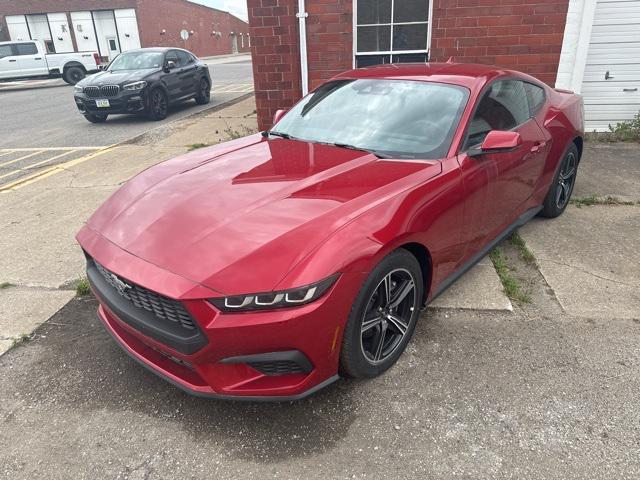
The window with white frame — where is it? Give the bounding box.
[354,0,432,67]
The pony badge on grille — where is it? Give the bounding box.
[111,273,131,295]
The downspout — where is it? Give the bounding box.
[296,0,309,95]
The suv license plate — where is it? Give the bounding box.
[96,99,110,108]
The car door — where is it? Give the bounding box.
[175,50,197,98]
[15,42,48,76]
[457,79,548,255]
[162,50,182,102]
[0,44,20,79]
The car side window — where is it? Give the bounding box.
[15,42,38,56]
[176,50,192,67]
[0,45,13,59]
[465,80,530,148]
[165,51,179,67]
[524,82,546,116]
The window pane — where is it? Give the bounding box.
[467,80,530,146]
[357,0,392,24]
[357,25,391,52]
[0,45,12,58]
[392,24,428,51]
[16,43,38,55]
[273,79,469,159]
[356,54,391,67]
[393,0,429,23]
[392,53,428,63]
[524,82,545,116]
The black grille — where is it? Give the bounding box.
[95,261,197,331]
[248,360,306,376]
[83,85,120,98]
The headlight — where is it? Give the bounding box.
[123,81,147,91]
[74,85,83,93]
[209,274,339,312]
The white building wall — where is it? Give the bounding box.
[92,10,119,59]
[5,15,30,41]
[114,9,141,52]
[70,11,99,53]
[26,14,51,44]
[47,12,74,53]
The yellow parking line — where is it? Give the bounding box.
[0,150,76,181]
[0,150,43,168]
[0,146,116,192]
[0,147,105,152]
[0,150,15,158]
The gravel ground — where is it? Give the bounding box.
[1,293,638,479]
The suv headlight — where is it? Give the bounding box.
[123,81,147,91]
[74,85,83,93]
[209,274,339,312]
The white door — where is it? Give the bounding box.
[15,42,48,76]
[106,36,120,60]
[581,0,640,131]
[0,44,20,79]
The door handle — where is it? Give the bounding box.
[35,57,42,60]
[530,141,546,153]
[605,70,614,80]
[623,88,638,92]
[8,59,17,62]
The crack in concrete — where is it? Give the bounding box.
[539,258,639,288]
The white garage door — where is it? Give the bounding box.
[581,0,640,131]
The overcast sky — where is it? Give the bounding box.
[191,0,249,21]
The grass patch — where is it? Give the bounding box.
[508,232,537,266]
[11,333,33,348]
[187,142,210,151]
[586,111,640,142]
[570,194,636,207]
[0,282,14,289]
[489,247,531,304]
[76,277,91,297]
[223,125,257,140]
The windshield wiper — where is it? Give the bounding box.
[332,142,391,159]
[261,130,292,139]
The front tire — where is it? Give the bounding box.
[539,143,579,218]
[147,88,168,121]
[83,112,108,123]
[63,66,86,85]
[340,249,423,379]
[195,78,211,105]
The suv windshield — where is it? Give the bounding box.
[108,51,164,71]
[272,79,469,159]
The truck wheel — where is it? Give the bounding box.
[83,113,108,123]
[63,66,86,85]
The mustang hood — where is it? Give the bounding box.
[85,136,441,294]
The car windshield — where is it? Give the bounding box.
[272,79,469,159]
[108,51,164,71]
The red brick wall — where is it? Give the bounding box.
[306,0,352,90]
[136,0,250,57]
[430,0,569,86]
[247,0,302,131]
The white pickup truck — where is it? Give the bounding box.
[0,40,100,85]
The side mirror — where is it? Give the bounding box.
[272,109,287,125]
[164,60,176,72]
[468,130,522,157]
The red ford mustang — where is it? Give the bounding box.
[77,63,583,400]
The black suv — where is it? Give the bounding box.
[73,47,211,123]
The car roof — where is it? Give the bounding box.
[333,62,535,89]
[117,47,193,54]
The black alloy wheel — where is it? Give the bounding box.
[340,249,423,378]
[63,66,86,85]
[148,88,168,120]
[540,143,579,218]
[195,78,211,105]
[360,268,416,364]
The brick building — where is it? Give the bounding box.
[0,0,250,60]
[247,0,640,132]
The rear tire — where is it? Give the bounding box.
[340,249,423,379]
[147,88,168,121]
[83,112,108,123]
[194,78,211,105]
[63,66,85,85]
[539,143,579,218]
